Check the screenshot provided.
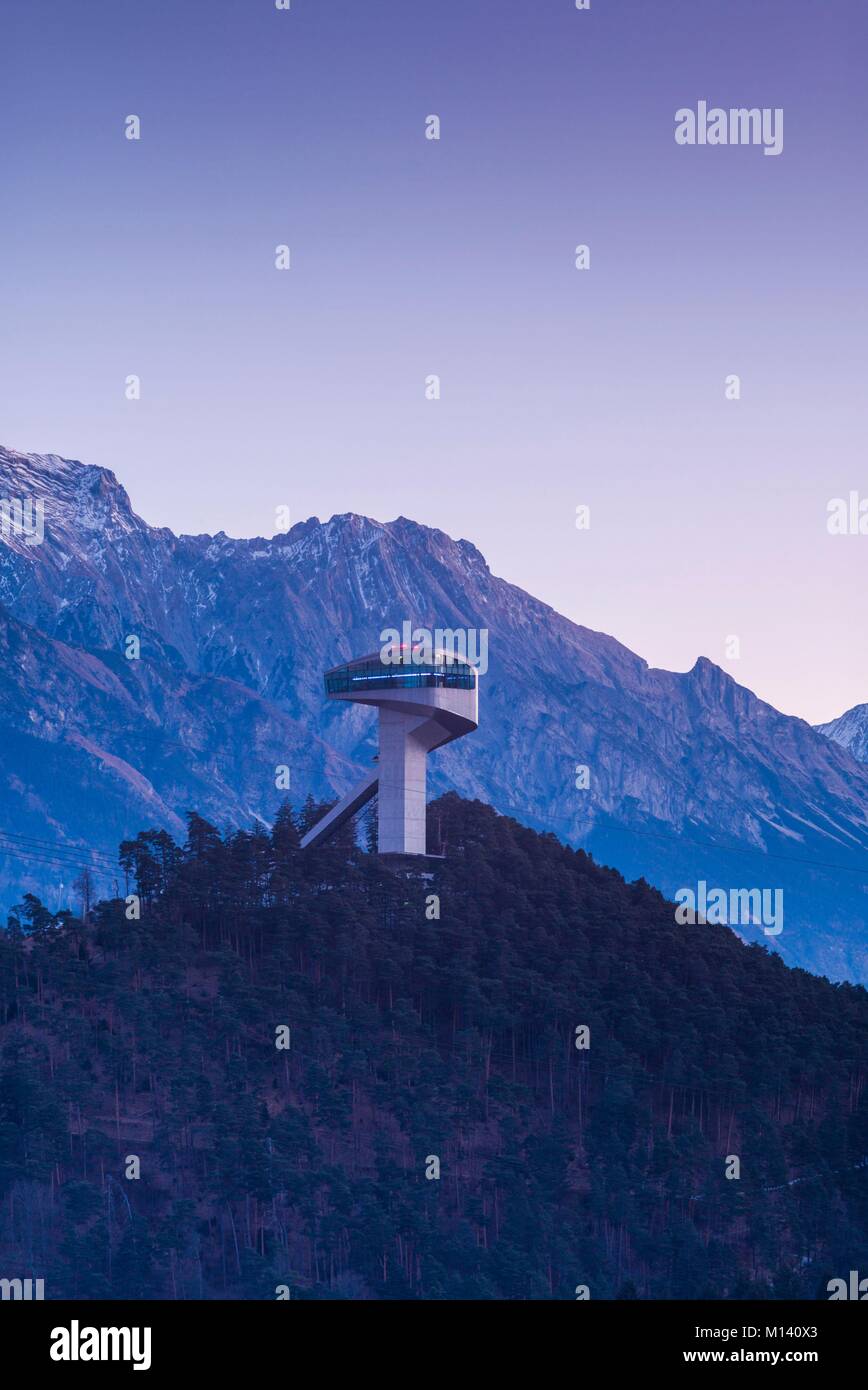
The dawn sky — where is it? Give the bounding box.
[2,0,866,724]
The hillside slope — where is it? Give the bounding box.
[1,796,866,1300]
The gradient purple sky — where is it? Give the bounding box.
[2,0,866,724]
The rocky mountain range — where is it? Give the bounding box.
[816,704,868,764]
[2,443,868,981]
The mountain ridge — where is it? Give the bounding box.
[2,443,868,980]
[817,704,868,765]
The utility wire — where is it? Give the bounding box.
[0,839,117,871]
[5,793,868,883]
[0,839,113,872]
[0,829,117,866]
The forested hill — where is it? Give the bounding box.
[1,794,867,1300]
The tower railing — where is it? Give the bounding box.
[325,664,475,694]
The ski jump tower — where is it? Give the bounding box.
[300,646,479,856]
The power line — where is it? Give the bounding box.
[0,829,117,864]
[0,847,114,879]
[0,826,118,856]
[0,840,111,867]
[0,834,119,885]
[6,792,868,887]
[0,843,75,868]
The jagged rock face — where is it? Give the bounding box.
[817,705,868,764]
[2,444,868,981]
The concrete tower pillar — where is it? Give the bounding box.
[377,709,439,854]
[300,649,478,857]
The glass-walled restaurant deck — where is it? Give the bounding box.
[325,655,476,694]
